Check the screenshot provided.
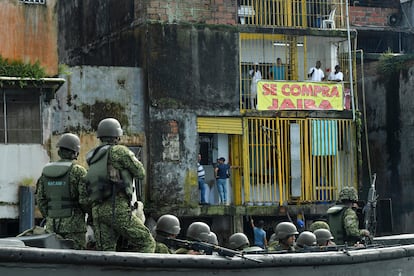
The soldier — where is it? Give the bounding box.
[295,231,317,251]
[84,118,155,252]
[36,133,88,249]
[228,232,263,253]
[154,214,181,253]
[175,221,211,254]
[267,222,298,252]
[314,228,336,247]
[327,186,370,245]
[309,220,330,232]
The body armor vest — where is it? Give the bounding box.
[86,145,135,203]
[42,161,74,218]
[85,145,112,202]
[327,205,346,244]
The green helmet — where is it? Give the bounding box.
[186,222,211,242]
[56,133,80,153]
[338,186,358,202]
[296,231,316,247]
[309,221,330,232]
[314,228,334,246]
[275,222,299,240]
[97,118,123,138]
[228,232,250,250]
[155,214,181,235]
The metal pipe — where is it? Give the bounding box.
[345,0,356,121]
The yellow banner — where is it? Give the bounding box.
[257,81,344,111]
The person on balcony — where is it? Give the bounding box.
[328,65,343,82]
[249,62,262,109]
[308,60,325,81]
[269,57,285,80]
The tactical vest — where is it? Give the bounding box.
[85,145,113,202]
[42,161,74,218]
[85,145,134,202]
[327,205,346,244]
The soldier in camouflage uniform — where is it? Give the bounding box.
[154,214,181,253]
[175,221,211,254]
[327,186,370,245]
[267,222,298,252]
[309,220,330,232]
[83,118,155,252]
[36,133,88,250]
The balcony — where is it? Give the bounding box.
[238,0,346,29]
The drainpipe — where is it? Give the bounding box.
[356,49,372,181]
[345,0,355,121]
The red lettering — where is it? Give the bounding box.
[280,99,295,109]
[291,84,301,96]
[318,100,333,110]
[268,99,278,110]
[313,85,322,97]
[281,84,290,96]
[262,83,277,96]
[304,99,316,109]
[297,99,303,109]
[330,86,339,97]
[301,84,313,96]
[322,86,330,97]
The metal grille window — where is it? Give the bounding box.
[20,0,46,4]
[237,0,344,29]
[0,89,41,143]
[242,117,357,206]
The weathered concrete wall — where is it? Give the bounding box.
[0,0,58,76]
[361,59,414,234]
[48,66,146,167]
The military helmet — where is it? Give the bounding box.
[228,232,250,250]
[155,214,181,235]
[186,222,211,242]
[309,220,330,232]
[97,118,123,138]
[314,229,334,246]
[296,231,317,247]
[338,186,358,202]
[208,232,218,245]
[56,133,80,153]
[275,222,299,240]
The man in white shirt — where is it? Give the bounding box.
[328,65,343,82]
[308,60,325,82]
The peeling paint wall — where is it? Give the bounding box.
[0,0,58,76]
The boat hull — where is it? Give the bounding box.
[1,243,414,276]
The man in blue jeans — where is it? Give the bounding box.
[215,157,230,205]
[197,154,209,205]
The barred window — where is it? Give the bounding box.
[20,0,46,5]
[0,89,41,144]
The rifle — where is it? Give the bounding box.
[362,173,378,244]
[166,238,262,263]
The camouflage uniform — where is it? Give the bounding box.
[155,242,174,254]
[88,144,155,252]
[309,221,330,232]
[343,207,364,239]
[36,159,88,250]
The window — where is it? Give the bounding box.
[20,0,46,4]
[0,89,41,143]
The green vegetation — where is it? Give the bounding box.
[377,50,414,75]
[0,55,46,87]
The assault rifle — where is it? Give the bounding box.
[165,238,262,263]
[362,173,378,244]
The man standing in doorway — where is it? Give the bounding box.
[197,154,209,205]
[215,157,230,205]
